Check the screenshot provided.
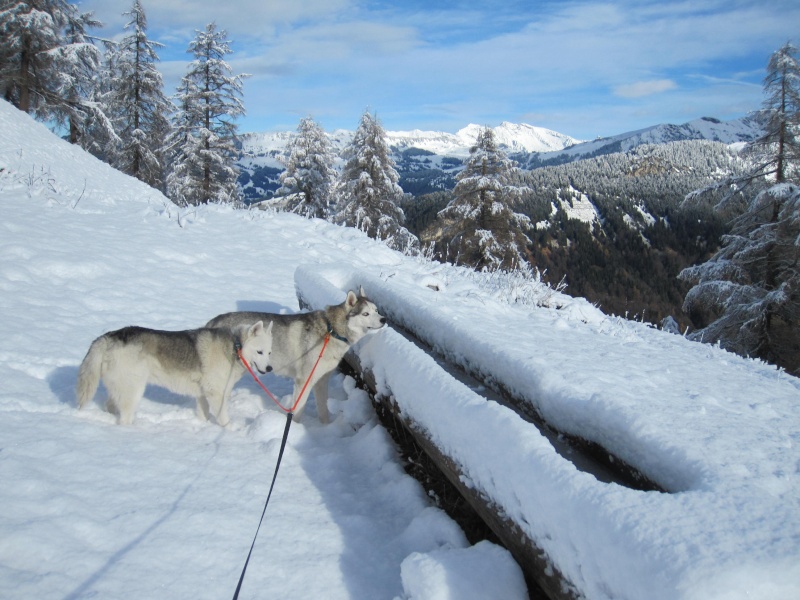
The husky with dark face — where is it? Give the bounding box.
[207,288,386,423]
[76,321,273,426]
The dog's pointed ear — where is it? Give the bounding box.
[346,290,358,308]
[265,320,273,333]
[249,321,264,336]
[359,285,366,298]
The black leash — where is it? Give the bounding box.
[232,411,294,600]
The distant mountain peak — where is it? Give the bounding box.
[236,114,764,201]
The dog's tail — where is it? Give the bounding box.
[76,335,108,409]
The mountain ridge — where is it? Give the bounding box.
[236,113,764,201]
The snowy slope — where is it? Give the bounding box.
[0,101,526,600]
[1,100,799,600]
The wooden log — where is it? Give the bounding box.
[342,354,583,600]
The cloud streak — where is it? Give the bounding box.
[615,80,678,99]
[76,0,800,138]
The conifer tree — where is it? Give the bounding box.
[679,44,800,373]
[275,116,337,218]
[165,78,202,207]
[432,127,531,271]
[0,0,107,138]
[745,42,800,184]
[54,7,105,145]
[80,39,121,159]
[166,23,247,206]
[103,0,172,189]
[334,111,419,253]
[679,184,800,371]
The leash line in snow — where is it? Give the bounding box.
[231,333,332,598]
[232,410,293,600]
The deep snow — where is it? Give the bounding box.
[1,99,799,600]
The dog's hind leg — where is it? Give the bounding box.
[107,376,146,425]
[195,395,211,422]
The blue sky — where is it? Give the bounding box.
[77,0,799,140]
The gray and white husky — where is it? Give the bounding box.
[206,288,386,423]
[76,321,273,426]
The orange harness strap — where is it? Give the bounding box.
[237,332,332,414]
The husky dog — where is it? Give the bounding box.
[76,321,274,426]
[206,288,386,423]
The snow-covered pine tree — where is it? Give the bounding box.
[79,39,122,160]
[431,126,531,271]
[166,23,247,206]
[1,0,68,112]
[53,6,106,146]
[745,42,800,184]
[102,0,172,190]
[0,0,107,137]
[334,110,419,253]
[679,184,800,372]
[275,116,337,218]
[165,77,202,208]
[679,44,800,373]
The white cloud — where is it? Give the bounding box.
[74,0,800,138]
[614,79,678,98]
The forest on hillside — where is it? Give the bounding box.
[403,140,755,329]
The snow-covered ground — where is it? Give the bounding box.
[1,99,799,600]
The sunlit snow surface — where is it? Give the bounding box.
[1,100,798,600]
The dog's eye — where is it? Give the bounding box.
[363,312,370,317]
[257,350,264,355]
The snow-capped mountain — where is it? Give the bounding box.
[239,122,578,167]
[236,114,764,201]
[527,113,765,167]
[387,122,580,157]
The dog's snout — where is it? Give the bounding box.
[266,365,273,372]
[380,317,387,324]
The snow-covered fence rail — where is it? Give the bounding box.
[341,352,578,600]
[295,272,580,598]
[294,264,800,600]
[295,264,665,491]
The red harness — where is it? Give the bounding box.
[237,332,332,414]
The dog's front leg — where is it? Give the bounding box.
[207,391,230,427]
[215,401,230,427]
[312,372,331,424]
[201,383,230,427]
[291,379,311,422]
